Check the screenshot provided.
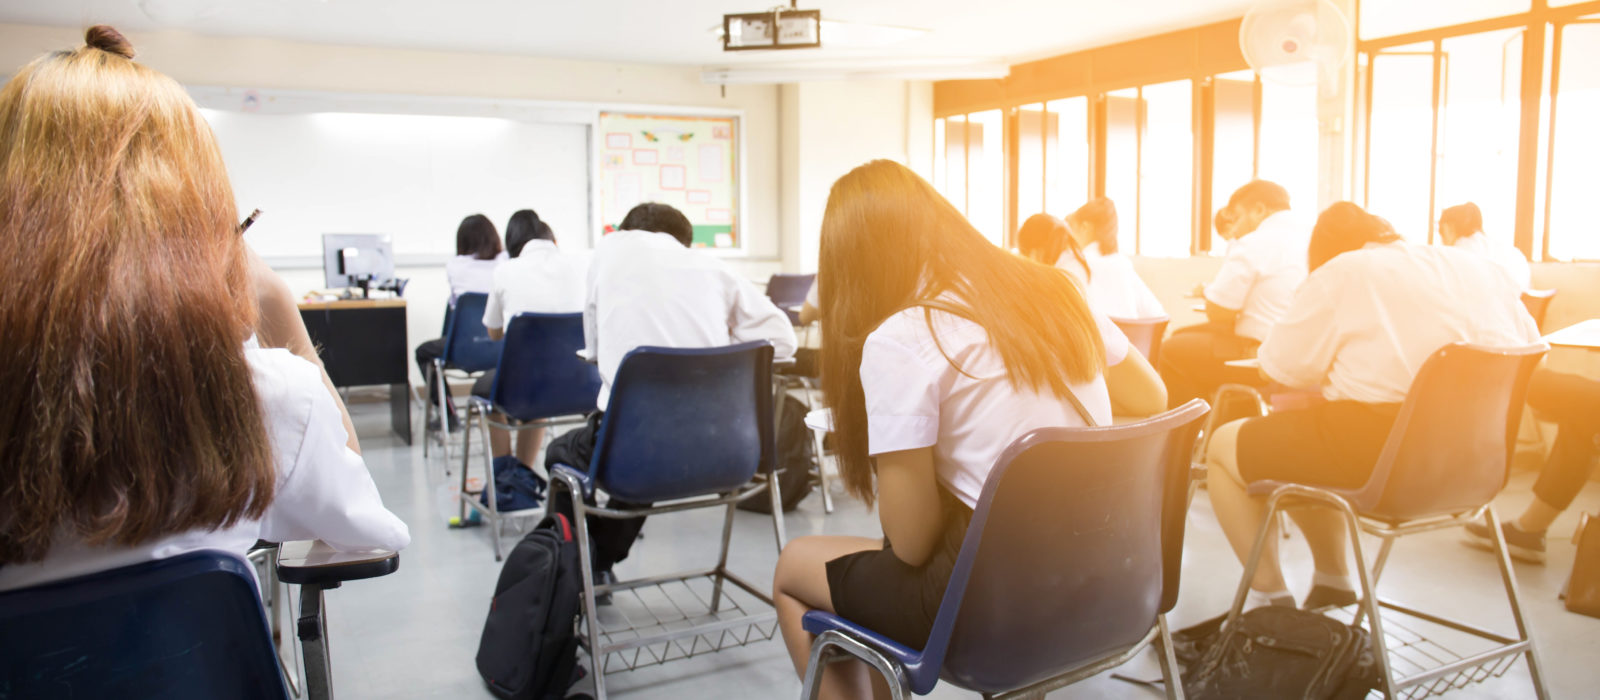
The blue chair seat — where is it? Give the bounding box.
[803,610,924,671]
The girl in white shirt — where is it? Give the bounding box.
[772,160,1167,698]
[1204,202,1540,610]
[1065,198,1166,320]
[1016,212,1092,285]
[0,27,408,590]
[444,213,508,304]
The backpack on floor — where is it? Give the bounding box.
[476,514,584,700]
[737,395,816,514]
[1181,606,1380,700]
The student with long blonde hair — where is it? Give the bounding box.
[772,160,1166,698]
[0,27,408,588]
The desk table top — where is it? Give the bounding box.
[297,297,407,311]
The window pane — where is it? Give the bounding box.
[1105,89,1141,254]
[1017,105,1047,222]
[1259,78,1320,217]
[1548,21,1600,260]
[933,117,948,200]
[1213,74,1257,223]
[1360,0,1530,40]
[1139,80,1194,257]
[1045,97,1088,217]
[1366,48,1436,240]
[967,110,1006,246]
[942,115,968,214]
[1435,28,1524,250]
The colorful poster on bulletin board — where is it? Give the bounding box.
[598,112,739,249]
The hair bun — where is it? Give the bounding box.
[86,25,136,59]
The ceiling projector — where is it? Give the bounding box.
[723,1,822,51]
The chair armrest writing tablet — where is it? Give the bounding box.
[276,540,399,586]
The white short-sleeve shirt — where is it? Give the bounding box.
[445,251,507,305]
[1452,232,1532,291]
[0,349,412,592]
[1259,242,1543,404]
[860,300,1130,508]
[1082,243,1166,320]
[1204,211,1310,342]
[482,240,588,330]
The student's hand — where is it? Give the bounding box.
[247,247,363,455]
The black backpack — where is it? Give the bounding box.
[1181,606,1380,700]
[737,395,816,514]
[476,514,585,700]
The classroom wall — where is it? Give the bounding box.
[779,80,935,274]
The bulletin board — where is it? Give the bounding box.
[598,111,740,249]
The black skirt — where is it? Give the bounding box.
[824,489,974,650]
[1237,400,1402,490]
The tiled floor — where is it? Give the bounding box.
[320,399,1599,699]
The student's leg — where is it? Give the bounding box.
[1206,419,1290,597]
[471,371,512,458]
[774,535,890,700]
[1521,371,1600,533]
[514,426,547,468]
[415,338,446,407]
[544,413,648,573]
[1158,327,1215,409]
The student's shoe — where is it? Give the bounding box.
[1464,520,1546,563]
[1302,584,1359,611]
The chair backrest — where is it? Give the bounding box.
[489,312,600,421]
[442,292,502,372]
[905,400,1208,696]
[588,341,775,502]
[0,550,289,700]
[765,273,815,325]
[1110,316,1170,368]
[1520,288,1556,331]
[1352,342,1546,521]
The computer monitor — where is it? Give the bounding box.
[322,233,395,295]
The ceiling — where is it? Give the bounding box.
[0,0,1255,76]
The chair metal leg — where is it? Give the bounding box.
[1484,507,1552,700]
[434,360,452,469]
[297,584,335,700]
[421,374,432,458]
[471,407,504,562]
[1349,534,1395,629]
[768,473,788,551]
[1335,499,1400,700]
[1156,615,1185,700]
[800,630,910,700]
[810,426,834,514]
[709,498,738,613]
[554,472,608,700]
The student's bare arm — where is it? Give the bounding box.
[874,447,944,567]
[1106,349,1168,418]
[249,248,362,455]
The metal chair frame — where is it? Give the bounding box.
[422,294,501,468]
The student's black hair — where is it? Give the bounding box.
[1226,180,1292,214]
[619,202,694,247]
[1439,202,1483,237]
[1067,197,1120,254]
[1307,201,1402,273]
[505,209,548,258]
[456,214,502,260]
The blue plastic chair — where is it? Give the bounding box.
[461,312,601,560]
[1110,315,1170,368]
[425,292,503,462]
[765,273,815,326]
[547,341,786,700]
[1229,343,1550,699]
[801,400,1209,699]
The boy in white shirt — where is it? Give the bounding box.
[474,210,588,468]
[1439,202,1532,290]
[547,202,797,585]
[1159,180,1309,408]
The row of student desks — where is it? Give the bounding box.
[297,298,412,445]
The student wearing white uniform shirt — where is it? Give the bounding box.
[545,202,796,585]
[771,161,1167,696]
[1204,202,1541,610]
[0,27,409,588]
[1065,197,1167,320]
[1439,202,1532,290]
[1160,180,1309,408]
[415,214,509,427]
[1016,212,1092,286]
[475,210,589,468]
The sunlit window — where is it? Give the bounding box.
[1212,71,1257,225]
[1366,44,1436,240]
[1434,28,1524,249]
[1044,97,1089,218]
[1360,0,1531,41]
[1546,18,1600,259]
[1139,80,1194,257]
[1017,104,1047,222]
[1258,79,1319,218]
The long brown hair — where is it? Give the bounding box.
[0,27,276,564]
[819,160,1106,505]
[1016,213,1090,280]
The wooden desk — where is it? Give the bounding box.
[1545,319,1600,352]
[298,298,411,444]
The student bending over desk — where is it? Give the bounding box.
[1204,202,1540,610]
[772,160,1166,699]
[546,202,796,588]
[0,27,409,590]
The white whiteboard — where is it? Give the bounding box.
[201,108,591,264]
